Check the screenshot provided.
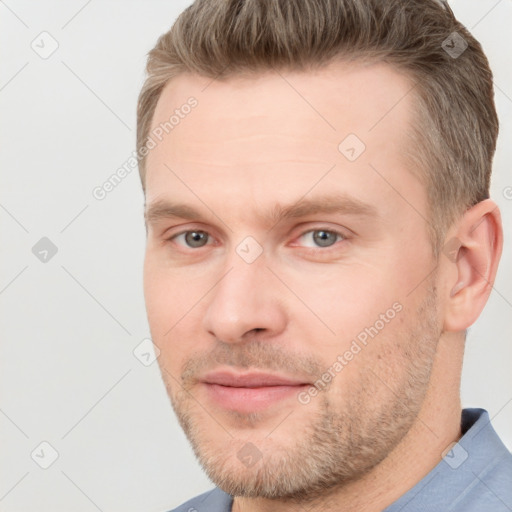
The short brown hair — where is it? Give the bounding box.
[136,0,498,256]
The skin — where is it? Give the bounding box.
[142,61,503,511]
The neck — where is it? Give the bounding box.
[232,332,464,512]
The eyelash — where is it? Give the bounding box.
[166,227,348,251]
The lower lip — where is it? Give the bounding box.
[203,383,308,412]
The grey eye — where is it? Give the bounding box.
[312,230,339,247]
[297,229,344,249]
[183,231,209,248]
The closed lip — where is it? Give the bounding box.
[201,370,310,388]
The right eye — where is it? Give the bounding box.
[169,230,213,249]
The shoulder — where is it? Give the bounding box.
[385,408,512,512]
[167,487,233,512]
[454,442,512,511]
[439,408,512,511]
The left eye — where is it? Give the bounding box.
[297,229,345,248]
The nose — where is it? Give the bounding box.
[201,253,288,344]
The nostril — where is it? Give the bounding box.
[247,328,265,336]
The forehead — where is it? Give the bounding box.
[144,61,423,220]
[149,61,415,146]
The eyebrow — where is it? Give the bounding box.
[144,193,378,229]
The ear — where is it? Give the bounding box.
[442,199,503,332]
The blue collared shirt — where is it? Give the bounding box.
[170,408,512,511]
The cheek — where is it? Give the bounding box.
[143,255,208,371]
[143,254,199,329]
[289,263,402,348]
[143,264,169,333]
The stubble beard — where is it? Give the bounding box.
[163,284,441,501]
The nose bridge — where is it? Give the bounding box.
[202,243,286,342]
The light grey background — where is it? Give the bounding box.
[1,1,511,510]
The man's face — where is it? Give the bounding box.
[143,61,442,500]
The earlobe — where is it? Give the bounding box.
[443,199,503,332]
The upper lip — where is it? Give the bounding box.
[201,370,309,388]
